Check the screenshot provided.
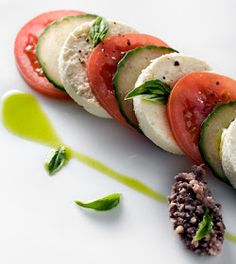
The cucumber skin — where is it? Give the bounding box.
[113,45,177,129]
[199,102,236,185]
[36,14,97,91]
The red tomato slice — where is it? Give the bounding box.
[14,10,84,99]
[167,72,236,164]
[87,34,169,128]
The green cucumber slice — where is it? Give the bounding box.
[199,101,236,183]
[113,45,176,129]
[36,14,96,90]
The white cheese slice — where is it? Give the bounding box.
[221,119,236,188]
[133,53,211,154]
[59,20,137,118]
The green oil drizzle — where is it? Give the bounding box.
[1,91,166,203]
[2,91,236,243]
[71,150,167,202]
[2,92,62,148]
[225,232,236,243]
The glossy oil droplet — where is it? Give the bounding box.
[2,91,62,147]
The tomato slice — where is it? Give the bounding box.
[167,72,236,164]
[14,10,84,99]
[87,34,169,128]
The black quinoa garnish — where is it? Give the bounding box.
[174,61,180,66]
[168,165,225,256]
[127,40,131,46]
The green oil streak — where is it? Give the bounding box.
[1,91,166,203]
[225,232,236,243]
[71,150,167,202]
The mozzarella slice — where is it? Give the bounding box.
[59,20,137,118]
[221,119,236,188]
[133,53,211,154]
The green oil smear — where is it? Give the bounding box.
[225,232,236,243]
[2,91,62,148]
[1,91,166,203]
[71,150,167,202]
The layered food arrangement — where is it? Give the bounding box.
[13,9,236,256]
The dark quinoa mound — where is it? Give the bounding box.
[168,165,225,256]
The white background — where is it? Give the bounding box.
[0,0,236,263]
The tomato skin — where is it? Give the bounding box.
[14,10,84,99]
[87,34,169,128]
[167,72,236,163]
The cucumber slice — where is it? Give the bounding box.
[113,46,176,129]
[199,101,236,183]
[36,14,96,90]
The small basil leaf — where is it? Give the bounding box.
[90,16,109,47]
[75,193,121,211]
[45,146,67,175]
[125,79,171,104]
[194,209,214,241]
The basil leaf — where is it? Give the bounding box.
[194,209,214,241]
[125,79,171,104]
[45,146,67,175]
[75,193,121,211]
[90,16,109,47]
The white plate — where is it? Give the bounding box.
[0,0,236,263]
